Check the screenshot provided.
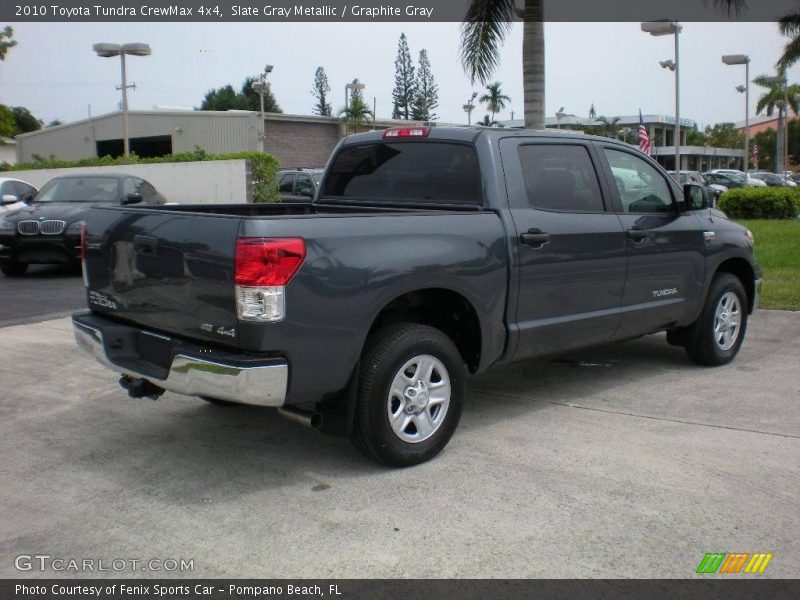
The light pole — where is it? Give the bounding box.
[463,92,477,125]
[93,42,151,157]
[344,78,365,134]
[762,74,788,173]
[556,106,567,129]
[251,64,273,152]
[642,21,682,171]
[722,54,750,178]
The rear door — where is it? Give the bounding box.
[84,206,242,347]
[499,137,627,359]
[596,144,706,338]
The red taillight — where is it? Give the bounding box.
[79,221,87,259]
[383,126,430,139]
[235,238,306,287]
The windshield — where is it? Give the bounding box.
[35,178,119,203]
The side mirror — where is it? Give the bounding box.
[122,193,144,205]
[683,183,708,211]
[1,194,17,206]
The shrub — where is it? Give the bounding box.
[0,146,280,204]
[717,187,799,219]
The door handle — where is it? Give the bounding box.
[626,229,649,242]
[520,228,550,248]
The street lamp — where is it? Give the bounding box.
[722,54,750,178]
[463,92,478,125]
[642,21,682,171]
[251,65,273,151]
[556,106,567,129]
[92,42,151,157]
[344,79,366,134]
[762,74,788,173]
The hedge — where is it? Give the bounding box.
[0,147,281,203]
[717,187,800,220]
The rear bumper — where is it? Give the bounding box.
[72,313,287,407]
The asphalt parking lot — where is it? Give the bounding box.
[0,265,84,327]
[0,307,798,579]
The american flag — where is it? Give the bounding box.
[638,110,650,155]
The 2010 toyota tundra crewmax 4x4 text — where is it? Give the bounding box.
[72,127,761,466]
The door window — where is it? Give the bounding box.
[295,174,314,198]
[279,174,295,193]
[517,144,604,212]
[604,149,673,213]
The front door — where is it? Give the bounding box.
[499,138,628,360]
[596,145,706,338]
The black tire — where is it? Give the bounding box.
[200,396,238,407]
[351,323,465,467]
[683,273,748,366]
[1,261,28,277]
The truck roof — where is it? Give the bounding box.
[341,125,636,149]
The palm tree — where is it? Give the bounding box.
[595,116,621,139]
[338,97,374,134]
[479,82,511,125]
[461,0,543,129]
[777,12,800,71]
[477,114,499,127]
[754,72,800,171]
[460,0,744,131]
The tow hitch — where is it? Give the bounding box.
[119,375,164,400]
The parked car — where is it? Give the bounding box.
[669,170,726,206]
[0,173,166,276]
[709,169,767,187]
[278,168,323,203]
[0,177,37,213]
[72,127,760,466]
[703,171,745,189]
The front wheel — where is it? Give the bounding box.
[351,323,465,467]
[683,273,749,366]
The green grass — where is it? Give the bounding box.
[739,220,800,311]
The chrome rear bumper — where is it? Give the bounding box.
[72,316,287,407]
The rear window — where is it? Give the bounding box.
[322,142,482,205]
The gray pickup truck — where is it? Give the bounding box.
[72,126,760,466]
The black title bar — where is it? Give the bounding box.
[1,0,797,22]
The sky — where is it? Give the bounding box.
[0,21,797,130]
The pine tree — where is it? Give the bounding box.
[412,49,439,121]
[311,66,332,116]
[391,33,416,120]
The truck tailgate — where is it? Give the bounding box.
[84,206,241,348]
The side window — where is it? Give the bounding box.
[604,148,673,213]
[517,144,605,212]
[279,174,295,193]
[139,182,157,203]
[122,178,144,197]
[0,182,11,196]
[21,183,37,198]
[295,174,314,197]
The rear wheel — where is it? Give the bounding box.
[1,261,28,277]
[683,273,748,366]
[351,323,465,467]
